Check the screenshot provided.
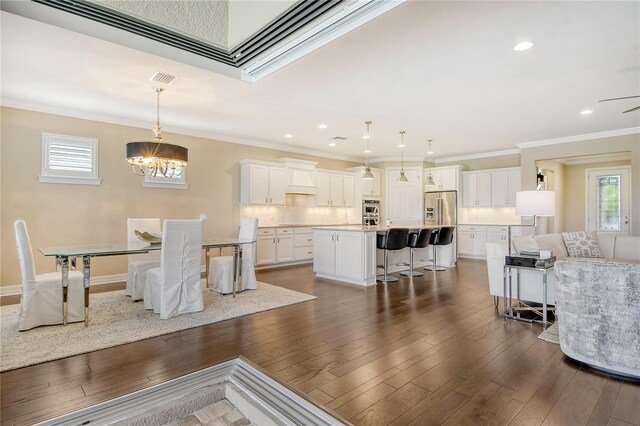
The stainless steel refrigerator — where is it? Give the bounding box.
[424,191,457,226]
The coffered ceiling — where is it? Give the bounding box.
[1,1,639,161]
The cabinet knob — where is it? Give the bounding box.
[265,197,268,203]
[270,197,272,204]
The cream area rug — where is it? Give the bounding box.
[537,321,560,344]
[0,282,315,372]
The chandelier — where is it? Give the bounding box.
[362,120,375,180]
[425,139,435,186]
[397,131,409,183]
[126,88,188,177]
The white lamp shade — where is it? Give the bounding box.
[515,190,556,216]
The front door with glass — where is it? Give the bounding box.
[586,166,631,236]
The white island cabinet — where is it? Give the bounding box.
[313,227,377,286]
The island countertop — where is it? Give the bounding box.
[312,225,455,232]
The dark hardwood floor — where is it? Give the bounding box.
[1,259,638,425]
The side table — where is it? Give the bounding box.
[503,263,554,328]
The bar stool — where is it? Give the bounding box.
[400,228,433,277]
[377,228,409,283]
[424,226,455,272]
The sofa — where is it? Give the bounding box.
[554,257,640,379]
[486,233,640,306]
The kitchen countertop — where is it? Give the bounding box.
[312,225,454,232]
[258,223,362,228]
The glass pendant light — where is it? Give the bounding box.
[362,121,375,180]
[397,131,409,183]
[126,87,188,177]
[425,139,435,186]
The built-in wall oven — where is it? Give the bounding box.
[362,200,380,226]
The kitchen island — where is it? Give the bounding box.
[312,225,456,286]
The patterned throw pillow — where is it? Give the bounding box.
[562,232,603,258]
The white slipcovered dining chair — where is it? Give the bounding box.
[208,218,258,294]
[143,219,204,319]
[126,218,161,301]
[14,220,85,331]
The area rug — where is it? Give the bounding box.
[0,282,315,372]
[537,321,559,344]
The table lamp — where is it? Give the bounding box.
[508,190,556,255]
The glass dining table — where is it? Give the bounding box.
[39,238,256,327]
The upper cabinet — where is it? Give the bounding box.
[462,167,521,208]
[240,161,286,206]
[316,170,354,207]
[462,171,492,207]
[491,168,521,206]
[347,166,382,199]
[425,166,461,192]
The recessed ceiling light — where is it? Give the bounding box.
[329,142,336,147]
[318,124,327,129]
[580,109,594,115]
[513,41,533,51]
[364,149,371,153]
[398,144,405,148]
[362,135,370,139]
[284,133,293,138]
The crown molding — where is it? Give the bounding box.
[434,148,520,164]
[516,127,640,149]
[368,156,426,163]
[1,99,365,163]
[554,152,632,165]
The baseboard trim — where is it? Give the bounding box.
[1,273,127,296]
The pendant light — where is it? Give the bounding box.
[397,131,409,183]
[425,139,435,186]
[362,120,375,180]
[126,87,188,177]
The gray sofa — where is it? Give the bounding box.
[555,257,640,379]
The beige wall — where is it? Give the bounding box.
[563,160,631,232]
[0,107,359,286]
[536,159,566,233]
[520,133,640,236]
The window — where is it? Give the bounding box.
[596,175,621,231]
[143,167,188,190]
[40,133,100,185]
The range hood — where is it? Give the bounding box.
[279,158,318,195]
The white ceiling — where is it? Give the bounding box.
[1,1,639,161]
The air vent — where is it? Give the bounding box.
[331,136,347,141]
[150,72,177,86]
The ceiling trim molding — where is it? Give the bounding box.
[554,152,632,166]
[1,98,365,164]
[369,156,426,163]
[434,148,520,164]
[516,127,640,149]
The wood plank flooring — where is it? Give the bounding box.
[1,259,638,425]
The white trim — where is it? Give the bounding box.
[241,0,405,82]
[2,99,365,163]
[369,156,426,163]
[36,358,347,426]
[142,181,189,190]
[1,273,128,296]
[434,148,521,164]
[554,152,632,165]
[38,176,102,185]
[516,127,640,149]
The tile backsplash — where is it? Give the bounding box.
[240,194,361,227]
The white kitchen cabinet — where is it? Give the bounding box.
[240,161,286,206]
[491,168,521,207]
[293,227,313,261]
[255,228,297,265]
[425,167,459,192]
[313,229,376,285]
[462,171,492,207]
[457,226,487,258]
[386,167,422,226]
[316,171,354,207]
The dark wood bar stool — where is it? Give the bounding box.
[400,228,433,277]
[376,228,409,283]
[424,226,455,272]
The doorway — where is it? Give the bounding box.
[586,166,631,236]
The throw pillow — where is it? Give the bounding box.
[534,233,568,259]
[562,231,603,258]
[512,236,539,254]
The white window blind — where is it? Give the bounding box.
[40,133,101,185]
[143,167,188,189]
